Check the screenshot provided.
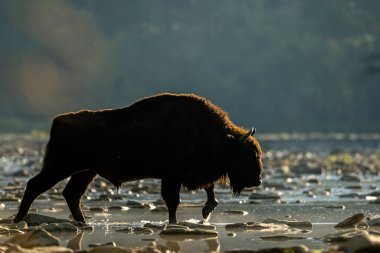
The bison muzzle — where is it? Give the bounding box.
[14,93,263,224]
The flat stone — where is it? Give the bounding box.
[335,213,365,229]
[19,213,70,226]
[89,207,106,212]
[221,210,248,216]
[249,192,281,200]
[325,205,345,209]
[225,222,288,232]
[340,175,361,182]
[260,235,306,241]
[165,224,189,229]
[126,200,145,208]
[178,221,216,230]
[159,228,218,241]
[262,218,312,229]
[143,223,167,230]
[7,228,60,248]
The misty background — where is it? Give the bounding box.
[0,0,379,133]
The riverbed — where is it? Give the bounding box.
[1,133,380,252]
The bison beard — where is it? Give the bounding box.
[14,93,263,224]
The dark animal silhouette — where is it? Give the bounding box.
[14,93,263,224]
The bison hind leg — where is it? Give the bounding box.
[202,184,218,220]
[63,170,97,223]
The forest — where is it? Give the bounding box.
[0,0,379,132]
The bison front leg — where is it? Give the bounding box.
[161,179,181,224]
[14,170,72,223]
[63,170,97,223]
[202,184,218,220]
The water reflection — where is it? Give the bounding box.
[67,231,84,251]
[165,239,220,252]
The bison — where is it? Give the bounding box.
[14,93,263,224]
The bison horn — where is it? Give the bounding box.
[239,127,256,142]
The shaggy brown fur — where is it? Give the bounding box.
[14,93,263,224]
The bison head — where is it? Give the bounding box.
[225,128,263,196]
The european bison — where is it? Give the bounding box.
[14,93,263,224]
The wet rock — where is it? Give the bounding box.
[225,245,310,253]
[368,217,380,227]
[0,225,23,235]
[17,221,28,229]
[132,227,154,235]
[221,210,248,216]
[87,243,165,253]
[126,200,145,208]
[0,218,14,224]
[116,226,153,235]
[7,228,60,248]
[89,242,117,248]
[249,192,281,200]
[0,244,73,253]
[306,178,320,184]
[337,231,380,252]
[325,205,345,210]
[178,221,216,230]
[364,191,380,198]
[108,206,129,211]
[346,185,362,189]
[19,213,70,226]
[40,222,78,233]
[89,207,106,212]
[225,223,247,230]
[143,222,166,230]
[262,218,312,229]
[152,198,165,205]
[227,232,236,237]
[225,222,288,232]
[159,228,218,241]
[260,235,306,241]
[318,229,364,243]
[335,213,365,229]
[141,238,157,242]
[166,224,189,229]
[339,193,360,198]
[340,175,361,182]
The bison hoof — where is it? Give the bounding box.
[202,199,218,220]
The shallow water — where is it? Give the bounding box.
[1,133,380,252]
